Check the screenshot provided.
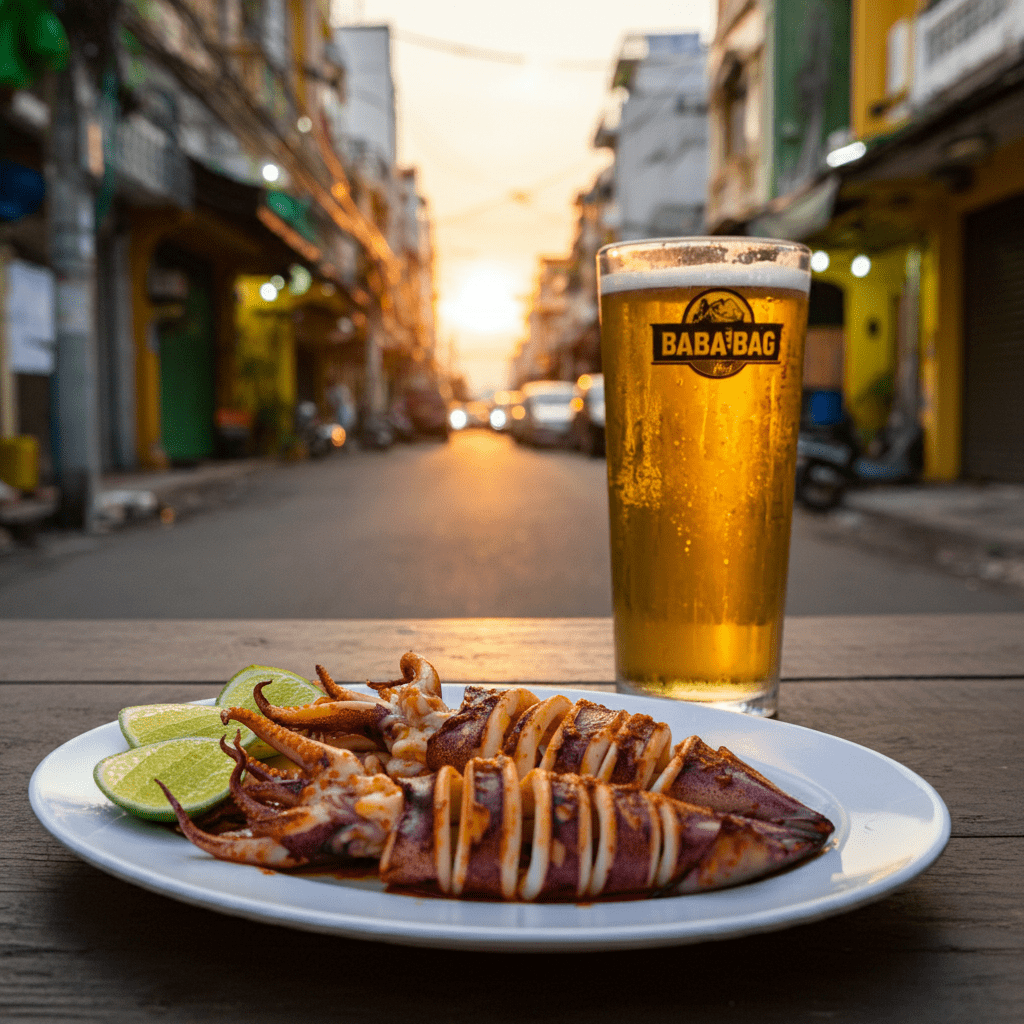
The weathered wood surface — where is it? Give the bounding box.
[2,612,1023,683]
[4,669,1023,1023]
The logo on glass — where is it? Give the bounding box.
[650,288,784,379]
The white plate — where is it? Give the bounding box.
[29,686,950,951]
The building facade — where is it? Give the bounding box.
[516,32,708,388]
[707,0,1024,483]
[598,32,709,241]
[1,1,436,521]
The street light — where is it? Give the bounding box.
[851,255,871,278]
[826,140,866,168]
[289,265,312,295]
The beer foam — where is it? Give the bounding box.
[600,262,810,295]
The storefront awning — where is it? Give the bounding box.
[746,175,840,241]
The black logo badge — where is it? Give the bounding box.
[651,288,784,379]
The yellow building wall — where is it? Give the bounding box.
[810,246,909,435]
[845,248,907,433]
[915,136,1024,479]
[130,210,189,470]
[841,4,1024,479]
[130,207,261,469]
[234,277,297,450]
[850,0,918,140]
[917,236,945,478]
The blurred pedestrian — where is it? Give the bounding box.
[327,378,357,434]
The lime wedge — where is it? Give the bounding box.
[215,665,323,758]
[119,703,255,750]
[94,737,236,822]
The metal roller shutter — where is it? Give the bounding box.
[962,193,1024,482]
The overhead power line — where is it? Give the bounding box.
[436,157,603,225]
[394,29,608,72]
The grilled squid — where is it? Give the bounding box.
[161,708,834,901]
[251,652,454,778]
[159,719,403,869]
[380,756,825,900]
[249,654,832,842]
[254,655,676,786]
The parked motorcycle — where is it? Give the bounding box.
[295,401,346,458]
[357,412,395,451]
[386,396,417,443]
[795,390,923,512]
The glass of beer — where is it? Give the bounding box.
[597,237,810,717]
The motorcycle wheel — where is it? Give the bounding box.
[796,460,847,512]
[358,425,393,451]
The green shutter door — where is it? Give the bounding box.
[158,274,216,464]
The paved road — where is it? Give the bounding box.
[1,430,1021,618]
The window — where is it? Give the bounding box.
[722,60,748,159]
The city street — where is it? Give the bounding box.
[0,430,1021,619]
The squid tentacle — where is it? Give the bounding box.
[213,732,305,818]
[253,680,388,735]
[227,744,305,784]
[314,663,390,704]
[217,732,308,801]
[241,779,303,807]
[367,651,443,699]
[157,780,310,868]
[161,713,405,868]
[220,706,366,778]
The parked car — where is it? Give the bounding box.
[515,380,576,447]
[448,403,469,431]
[490,389,522,433]
[403,385,450,440]
[569,373,605,457]
[448,399,490,432]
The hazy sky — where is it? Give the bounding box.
[332,0,715,395]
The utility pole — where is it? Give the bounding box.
[47,52,101,529]
[364,305,386,416]
[0,245,16,439]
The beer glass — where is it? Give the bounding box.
[597,237,810,717]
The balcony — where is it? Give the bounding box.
[913,0,1024,109]
[113,116,193,207]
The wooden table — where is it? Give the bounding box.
[4,614,1022,1023]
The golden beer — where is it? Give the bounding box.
[598,239,810,716]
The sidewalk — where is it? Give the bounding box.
[0,458,276,557]
[0,457,270,552]
[95,458,267,527]
[820,481,1024,590]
